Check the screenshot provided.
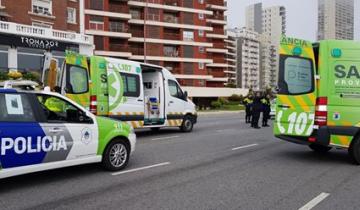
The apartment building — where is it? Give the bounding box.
[224,31,237,87]
[245,3,262,34]
[84,0,228,87]
[318,0,354,40]
[236,28,260,90]
[0,0,93,74]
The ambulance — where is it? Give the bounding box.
[274,36,360,164]
[44,52,197,132]
[0,86,136,179]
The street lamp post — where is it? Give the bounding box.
[144,0,148,63]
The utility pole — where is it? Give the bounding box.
[144,0,148,63]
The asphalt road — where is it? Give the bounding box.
[1,113,360,210]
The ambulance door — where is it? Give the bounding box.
[106,61,144,126]
[62,53,91,110]
[166,79,186,125]
[274,37,317,137]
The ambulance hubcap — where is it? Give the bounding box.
[110,143,127,167]
[184,119,192,129]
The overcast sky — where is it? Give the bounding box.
[226,0,360,41]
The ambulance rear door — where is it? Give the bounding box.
[274,37,317,138]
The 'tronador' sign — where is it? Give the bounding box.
[0,34,79,51]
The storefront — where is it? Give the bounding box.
[0,21,93,77]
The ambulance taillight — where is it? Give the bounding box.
[90,95,97,114]
[315,97,328,127]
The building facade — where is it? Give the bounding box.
[318,0,354,40]
[236,28,260,90]
[245,3,262,34]
[224,30,237,87]
[0,0,93,76]
[84,0,228,87]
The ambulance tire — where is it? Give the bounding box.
[349,136,360,165]
[102,139,130,171]
[309,144,332,154]
[180,115,194,132]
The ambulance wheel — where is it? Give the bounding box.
[180,115,193,132]
[102,139,130,171]
[309,144,332,154]
[349,136,360,165]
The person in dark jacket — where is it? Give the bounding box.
[261,94,271,127]
[251,92,262,129]
[243,95,254,123]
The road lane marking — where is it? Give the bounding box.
[231,144,258,151]
[112,162,171,176]
[299,192,330,210]
[151,136,179,141]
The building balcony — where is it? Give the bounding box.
[128,18,213,31]
[86,29,131,39]
[206,48,228,54]
[128,37,213,47]
[206,4,227,11]
[95,50,132,58]
[128,0,213,15]
[206,33,227,39]
[85,9,131,20]
[206,63,229,68]
[206,19,227,25]
[130,55,212,63]
[0,20,91,45]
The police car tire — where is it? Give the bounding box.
[309,144,332,154]
[102,139,130,171]
[180,115,193,132]
[349,136,360,165]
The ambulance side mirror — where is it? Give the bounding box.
[183,91,188,100]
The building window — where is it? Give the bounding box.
[32,0,52,16]
[198,13,204,20]
[32,21,52,28]
[198,0,204,4]
[0,45,8,71]
[67,7,76,24]
[17,48,45,74]
[89,16,104,30]
[89,0,103,10]
[199,46,205,53]
[198,30,204,37]
[199,63,204,70]
[183,31,194,41]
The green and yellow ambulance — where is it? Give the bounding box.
[44,52,197,133]
[274,36,360,164]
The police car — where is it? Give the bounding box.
[0,85,136,179]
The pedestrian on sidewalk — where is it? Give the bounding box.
[251,92,262,129]
[261,94,271,127]
[243,94,254,124]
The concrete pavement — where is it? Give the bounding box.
[0,113,358,210]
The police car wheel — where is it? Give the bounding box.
[180,116,193,132]
[102,140,130,171]
[349,136,360,165]
[309,144,332,154]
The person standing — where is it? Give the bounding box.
[243,95,254,123]
[251,92,262,129]
[261,94,271,127]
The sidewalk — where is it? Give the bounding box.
[197,110,244,116]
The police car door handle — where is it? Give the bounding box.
[49,128,63,133]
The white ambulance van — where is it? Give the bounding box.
[44,53,197,132]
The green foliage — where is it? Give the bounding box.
[211,101,222,109]
[218,97,229,105]
[22,72,40,82]
[228,94,243,102]
[0,72,9,81]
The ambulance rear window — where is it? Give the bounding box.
[279,56,314,95]
[0,93,36,122]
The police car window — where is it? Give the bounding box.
[120,73,140,97]
[0,94,35,122]
[67,65,89,94]
[36,95,92,124]
[281,57,313,95]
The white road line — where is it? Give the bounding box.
[299,192,330,210]
[231,143,258,151]
[151,136,179,141]
[112,162,171,176]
